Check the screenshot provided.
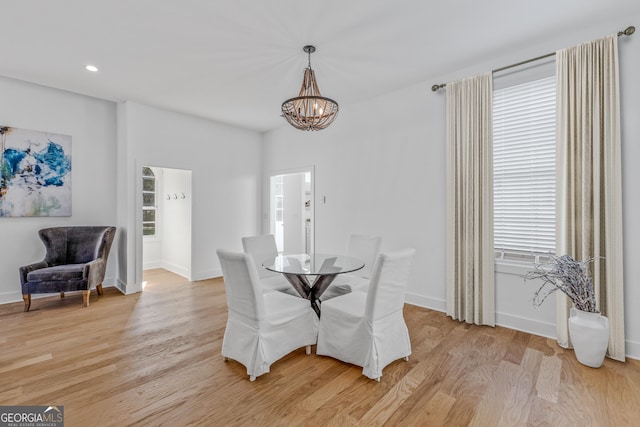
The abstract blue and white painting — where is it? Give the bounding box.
[0,125,71,217]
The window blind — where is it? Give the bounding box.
[493,76,556,256]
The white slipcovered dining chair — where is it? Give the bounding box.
[217,249,318,381]
[328,234,382,294]
[316,248,415,381]
[241,234,294,294]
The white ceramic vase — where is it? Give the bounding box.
[568,307,609,368]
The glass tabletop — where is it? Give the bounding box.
[263,253,364,276]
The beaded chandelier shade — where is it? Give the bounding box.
[281,45,339,131]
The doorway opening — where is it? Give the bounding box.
[141,165,193,290]
[270,167,314,255]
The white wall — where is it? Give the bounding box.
[160,167,192,278]
[117,101,262,293]
[0,76,117,305]
[263,81,448,306]
[262,14,640,359]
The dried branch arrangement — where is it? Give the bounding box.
[524,254,598,313]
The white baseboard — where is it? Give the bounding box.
[160,262,190,280]
[143,262,192,280]
[0,290,23,305]
[495,311,557,340]
[405,292,446,312]
[143,261,163,270]
[140,264,221,282]
[191,268,222,281]
[626,339,640,361]
[403,293,640,361]
[140,264,220,285]
[405,293,555,339]
[404,294,556,341]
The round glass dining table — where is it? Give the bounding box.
[263,253,364,317]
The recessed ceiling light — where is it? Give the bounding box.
[85,65,98,72]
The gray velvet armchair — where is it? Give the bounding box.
[19,226,116,312]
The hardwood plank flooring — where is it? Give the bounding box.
[1,268,639,426]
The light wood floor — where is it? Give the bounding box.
[1,269,639,426]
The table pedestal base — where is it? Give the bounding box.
[283,273,337,317]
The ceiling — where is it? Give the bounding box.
[1,1,638,132]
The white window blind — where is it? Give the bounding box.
[493,76,556,257]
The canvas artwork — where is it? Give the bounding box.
[0,125,72,217]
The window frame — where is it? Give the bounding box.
[142,166,158,238]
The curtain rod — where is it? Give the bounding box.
[431,25,635,92]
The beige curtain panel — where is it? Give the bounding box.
[556,35,625,361]
[445,72,495,326]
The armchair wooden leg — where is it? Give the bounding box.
[60,292,65,298]
[82,290,90,307]
[97,284,104,296]
[23,294,31,312]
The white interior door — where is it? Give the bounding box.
[283,173,305,253]
[270,167,313,255]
